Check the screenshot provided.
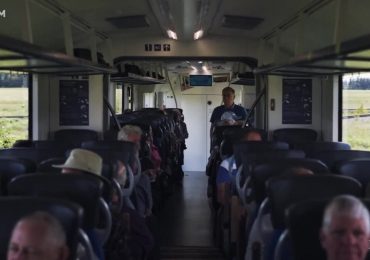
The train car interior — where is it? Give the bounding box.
[0,0,370,259]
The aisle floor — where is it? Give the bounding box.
[159,171,214,246]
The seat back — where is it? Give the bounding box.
[240,150,305,175]
[0,158,37,195]
[0,197,82,260]
[252,158,330,204]
[233,141,290,166]
[37,157,67,173]
[103,129,118,141]
[81,140,133,151]
[292,141,351,157]
[311,150,370,171]
[211,125,243,148]
[54,129,99,147]
[81,140,135,164]
[0,157,36,173]
[12,139,34,147]
[8,173,103,229]
[0,147,67,163]
[220,128,268,158]
[337,159,370,194]
[236,150,306,206]
[272,128,318,144]
[33,140,76,151]
[287,199,328,260]
[267,175,362,229]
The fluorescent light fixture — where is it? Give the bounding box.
[167,30,177,40]
[193,29,204,40]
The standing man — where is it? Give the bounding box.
[210,86,247,127]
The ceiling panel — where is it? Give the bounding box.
[208,0,313,38]
[56,0,163,36]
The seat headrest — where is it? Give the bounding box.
[252,158,330,204]
[272,128,318,143]
[8,174,103,229]
[267,175,362,229]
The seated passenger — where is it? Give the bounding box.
[320,195,370,260]
[281,166,314,177]
[216,130,262,206]
[106,161,154,260]
[118,125,153,218]
[7,211,69,260]
[118,125,160,259]
[54,148,105,260]
[55,148,103,176]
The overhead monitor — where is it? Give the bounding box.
[189,74,213,87]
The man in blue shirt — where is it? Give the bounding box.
[210,86,247,127]
[216,130,262,205]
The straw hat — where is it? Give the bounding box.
[54,148,103,176]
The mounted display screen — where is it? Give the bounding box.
[282,78,312,124]
[189,74,213,86]
[59,80,89,126]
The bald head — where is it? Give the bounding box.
[7,212,69,260]
[243,130,262,141]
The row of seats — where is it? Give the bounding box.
[0,108,188,260]
[0,173,108,260]
[0,145,149,259]
[206,126,370,260]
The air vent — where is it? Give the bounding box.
[213,73,230,83]
[106,15,149,29]
[222,15,264,30]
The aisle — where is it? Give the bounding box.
[159,171,214,246]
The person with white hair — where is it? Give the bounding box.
[117,125,143,147]
[118,124,153,218]
[320,195,370,260]
[7,211,69,260]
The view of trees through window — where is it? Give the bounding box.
[0,72,29,148]
[342,73,370,150]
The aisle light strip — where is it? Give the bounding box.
[194,30,204,40]
[167,30,178,40]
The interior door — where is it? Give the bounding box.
[182,94,222,171]
[206,94,222,155]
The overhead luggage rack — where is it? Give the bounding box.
[230,77,255,85]
[230,72,256,85]
[0,34,117,75]
[110,72,167,84]
[254,34,370,76]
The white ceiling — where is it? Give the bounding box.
[53,0,315,40]
[2,0,369,68]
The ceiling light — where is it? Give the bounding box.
[198,61,203,64]
[193,30,204,40]
[167,30,177,40]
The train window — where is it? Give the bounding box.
[342,73,370,150]
[0,72,29,148]
[115,84,123,114]
[127,86,133,110]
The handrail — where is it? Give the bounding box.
[243,78,267,127]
